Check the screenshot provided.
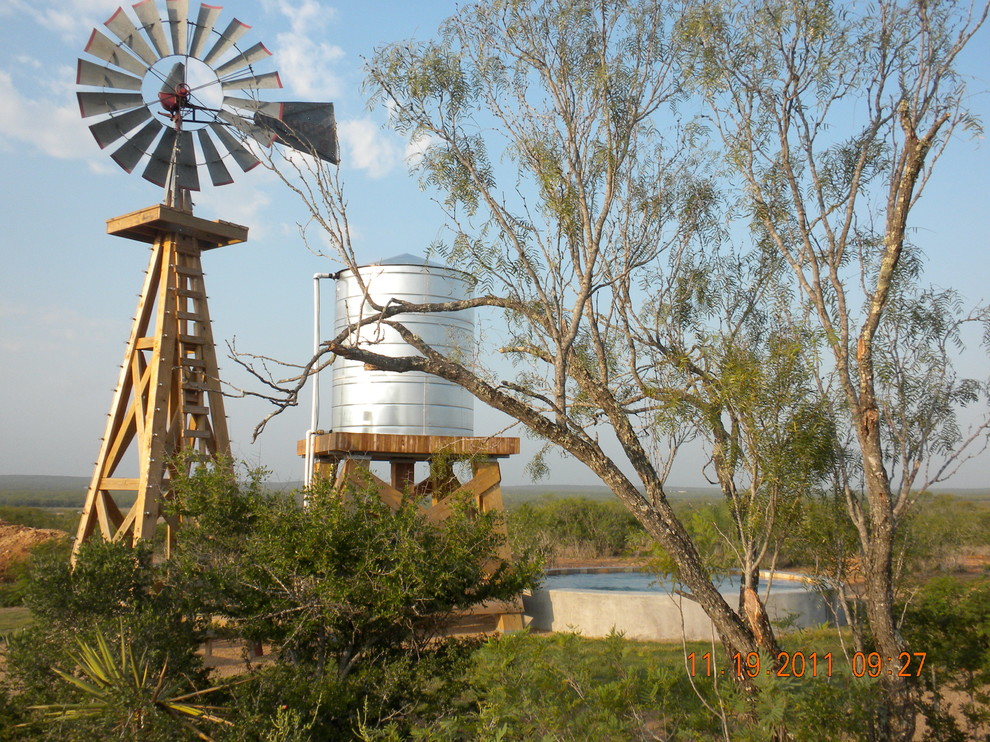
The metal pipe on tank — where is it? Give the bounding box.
[304,272,333,490]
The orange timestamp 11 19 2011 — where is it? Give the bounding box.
[686,651,928,679]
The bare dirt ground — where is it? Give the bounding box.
[200,637,273,678]
[0,520,65,578]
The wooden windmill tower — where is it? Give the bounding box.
[73,0,338,559]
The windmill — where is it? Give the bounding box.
[73,0,338,559]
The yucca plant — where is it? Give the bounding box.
[28,622,233,741]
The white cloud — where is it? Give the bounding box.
[278,0,339,35]
[87,158,117,176]
[272,0,345,100]
[404,132,436,168]
[275,36,345,99]
[337,118,402,178]
[6,0,122,43]
[0,69,96,161]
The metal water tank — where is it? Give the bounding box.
[330,254,475,436]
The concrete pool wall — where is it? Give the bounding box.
[522,569,841,641]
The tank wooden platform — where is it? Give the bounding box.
[298,431,525,633]
[297,431,519,460]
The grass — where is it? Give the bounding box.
[440,626,875,741]
[0,607,34,637]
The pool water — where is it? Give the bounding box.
[543,571,812,594]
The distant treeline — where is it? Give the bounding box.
[0,491,135,511]
[506,492,990,574]
[0,491,87,509]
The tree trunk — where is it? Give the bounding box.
[741,566,779,658]
[860,446,915,741]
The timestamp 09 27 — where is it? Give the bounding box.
[686,650,927,679]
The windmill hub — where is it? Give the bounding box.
[144,57,221,128]
[158,82,190,115]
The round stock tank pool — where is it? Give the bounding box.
[522,568,841,641]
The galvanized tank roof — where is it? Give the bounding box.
[378,252,444,267]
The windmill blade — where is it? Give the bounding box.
[167,0,189,56]
[221,71,282,91]
[77,59,143,91]
[197,128,233,186]
[255,102,339,164]
[84,28,148,77]
[175,129,200,190]
[189,4,223,59]
[132,0,170,58]
[213,42,272,78]
[78,90,145,118]
[209,122,260,172]
[143,126,177,186]
[104,6,158,67]
[202,18,250,67]
[111,119,162,172]
[222,96,283,118]
[217,109,275,147]
[89,105,153,149]
[160,61,185,93]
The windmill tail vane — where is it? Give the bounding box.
[77,0,339,204]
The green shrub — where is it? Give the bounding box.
[163,461,539,739]
[0,538,70,607]
[1,539,207,741]
[0,506,79,533]
[507,497,646,564]
[898,495,990,575]
[900,576,990,737]
[358,630,885,741]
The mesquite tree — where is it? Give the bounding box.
[248,2,989,732]
[260,0,777,660]
[678,0,990,735]
[366,0,774,658]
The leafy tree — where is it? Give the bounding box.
[639,250,837,647]
[245,1,988,732]
[256,0,773,664]
[679,0,990,733]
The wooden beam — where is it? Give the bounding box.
[337,462,405,510]
[298,431,520,459]
[390,461,416,491]
[99,478,139,490]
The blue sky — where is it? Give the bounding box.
[1,0,989,489]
